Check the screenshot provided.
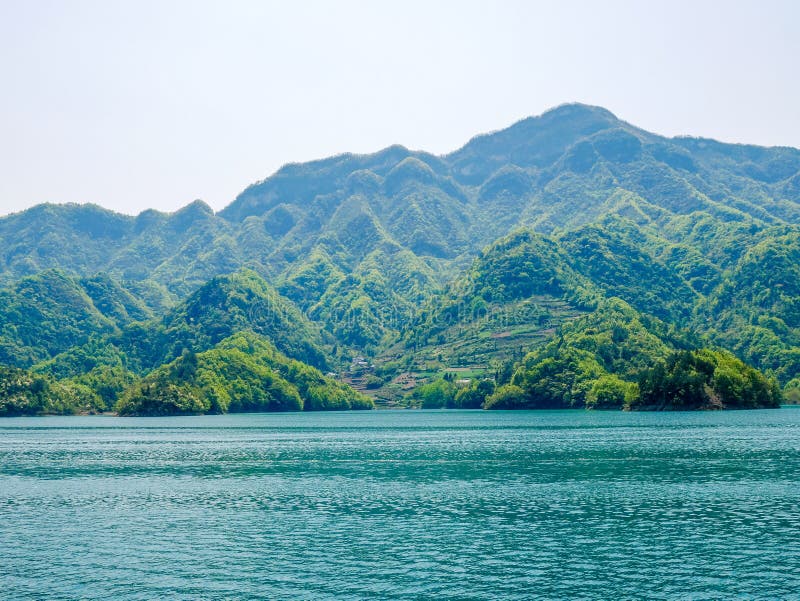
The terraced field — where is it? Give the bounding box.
[361,294,587,406]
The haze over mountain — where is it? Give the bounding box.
[0,104,797,414]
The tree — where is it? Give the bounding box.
[453,379,496,408]
[414,379,456,408]
[586,375,638,409]
[483,384,528,410]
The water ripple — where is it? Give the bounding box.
[1,409,800,599]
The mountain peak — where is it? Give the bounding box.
[445,103,621,184]
[166,199,216,231]
[174,199,214,216]
[539,102,619,122]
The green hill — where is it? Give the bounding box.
[115,332,372,416]
[131,268,330,370]
[471,299,780,411]
[36,269,330,377]
[0,270,126,367]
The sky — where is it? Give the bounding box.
[0,0,798,217]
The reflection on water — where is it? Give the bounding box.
[2,409,799,599]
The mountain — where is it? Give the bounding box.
[3,104,797,296]
[123,268,330,371]
[32,269,329,377]
[0,270,139,367]
[1,103,799,412]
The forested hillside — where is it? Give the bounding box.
[1,104,798,413]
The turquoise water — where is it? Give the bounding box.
[1,409,799,600]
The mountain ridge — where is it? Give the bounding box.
[5,103,798,222]
[0,103,798,413]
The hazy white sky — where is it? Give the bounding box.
[1,0,798,216]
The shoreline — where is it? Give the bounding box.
[4,404,797,418]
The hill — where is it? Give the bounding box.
[115,332,372,416]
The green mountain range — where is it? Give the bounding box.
[1,103,798,414]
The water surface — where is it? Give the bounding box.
[2,409,799,599]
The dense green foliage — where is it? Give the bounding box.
[703,232,800,381]
[0,366,103,416]
[0,270,119,367]
[637,349,781,410]
[559,218,699,321]
[413,378,457,409]
[483,384,530,410]
[785,379,800,404]
[411,376,496,409]
[115,333,372,416]
[491,300,782,410]
[0,103,798,413]
[117,269,329,371]
[70,365,137,408]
